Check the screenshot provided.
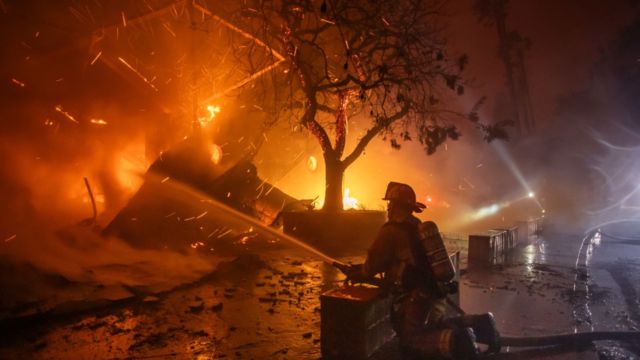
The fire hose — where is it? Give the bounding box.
[332,262,640,352]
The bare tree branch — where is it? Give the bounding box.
[342,101,411,167]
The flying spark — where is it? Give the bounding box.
[117,57,159,92]
[55,105,79,123]
[10,78,25,87]
[90,118,107,125]
[90,51,102,65]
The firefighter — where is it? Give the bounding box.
[347,182,500,359]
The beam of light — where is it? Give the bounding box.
[493,142,531,193]
[448,192,538,229]
[470,203,503,220]
[492,142,544,210]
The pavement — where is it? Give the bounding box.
[0,223,638,359]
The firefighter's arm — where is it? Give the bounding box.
[362,225,395,278]
[339,226,394,284]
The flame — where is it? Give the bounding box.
[210,144,223,164]
[307,156,317,172]
[199,104,220,127]
[343,188,360,210]
[114,140,147,193]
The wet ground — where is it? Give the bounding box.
[0,223,639,359]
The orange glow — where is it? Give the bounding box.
[10,78,26,87]
[312,188,361,210]
[117,57,159,92]
[424,195,450,209]
[54,105,79,123]
[199,104,220,127]
[210,144,223,164]
[307,156,318,172]
[342,188,360,210]
[90,118,108,125]
[114,140,147,193]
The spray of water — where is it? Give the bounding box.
[142,171,344,266]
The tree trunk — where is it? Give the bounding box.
[323,157,344,212]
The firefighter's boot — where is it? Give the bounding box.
[402,328,478,360]
[470,313,501,353]
[445,313,501,354]
[451,327,480,360]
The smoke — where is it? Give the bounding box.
[0,0,637,320]
[0,220,219,318]
[1,226,217,292]
[0,128,219,316]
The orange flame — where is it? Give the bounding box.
[199,104,220,127]
[343,188,360,210]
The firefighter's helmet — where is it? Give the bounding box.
[382,182,427,213]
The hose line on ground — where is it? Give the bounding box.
[500,331,640,347]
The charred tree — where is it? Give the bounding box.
[224,0,505,212]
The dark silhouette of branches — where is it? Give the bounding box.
[226,0,506,210]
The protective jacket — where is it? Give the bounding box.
[364,215,440,295]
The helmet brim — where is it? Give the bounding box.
[414,202,427,213]
[383,198,427,213]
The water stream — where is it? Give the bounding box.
[144,171,344,266]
